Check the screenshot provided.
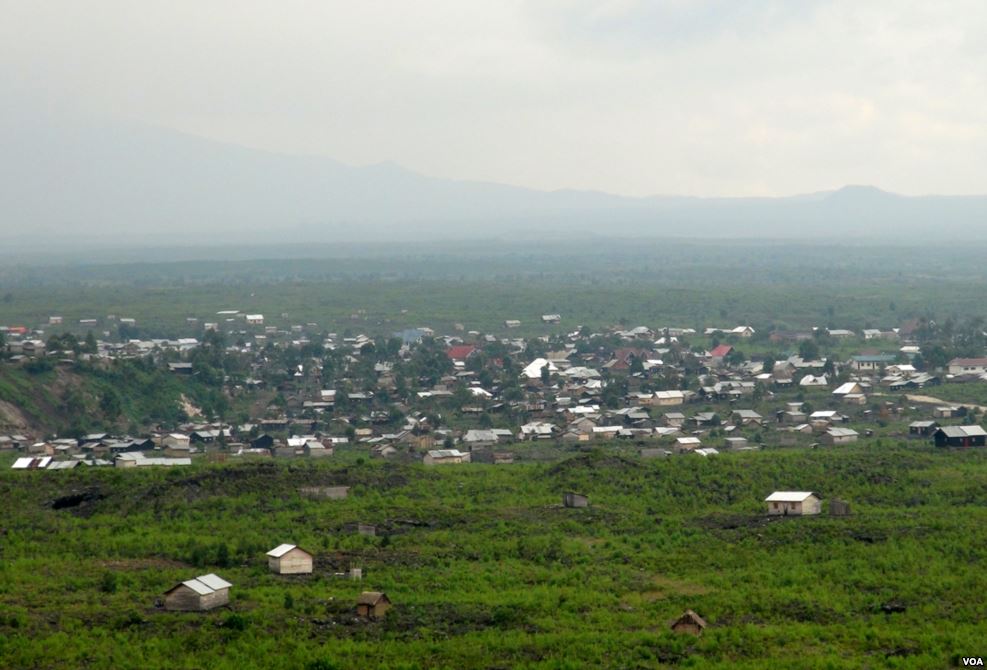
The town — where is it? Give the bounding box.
[3,308,986,471]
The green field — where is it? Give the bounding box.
[2,445,985,669]
[4,241,987,338]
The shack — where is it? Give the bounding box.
[356,591,392,619]
[670,609,707,636]
[266,544,314,575]
[163,574,232,611]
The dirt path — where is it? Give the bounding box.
[903,394,987,413]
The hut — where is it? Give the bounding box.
[829,499,851,517]
[563,492,589,508]
[670,609,707,636]
[765,491,822,516]
[266,544,314,574]
[163,573,232,611]
[356,591,392,619]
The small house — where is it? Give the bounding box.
[266,544,314,575]
[765,491,822,516]
[563,492,589,508]
[908,421,938,437]
[822,427,859,445]
[356,591,392,619]
[670,609,708,636]
[933,425,987,448]
[163,573,232,611]
[423,449,470,465]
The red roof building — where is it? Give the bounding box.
[446,345,478,361]
[710,345,733,359]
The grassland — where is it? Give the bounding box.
[1,444,986,669]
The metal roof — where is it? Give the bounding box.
[197,573,232,590]
[765,491,817,502]
[937,425,987,438]
[266,543,297,558]
[181,579,214,596]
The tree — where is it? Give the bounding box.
[540,363,551,385]
[799,339,820,361]
[83,331,98,354]
[761,355,776,374]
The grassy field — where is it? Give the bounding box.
[1,444,986,669]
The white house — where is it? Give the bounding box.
[764,491,822,516]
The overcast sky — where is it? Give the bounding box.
[3,1,986,197]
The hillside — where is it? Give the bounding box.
[0,362,228,437]
[1,447,985,669]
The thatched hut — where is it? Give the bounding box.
[356,591,391,619]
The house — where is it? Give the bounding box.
[541,314,561,324]
[504,320,521,328]
[423,449,470,465]
[709,344,733,365]
[670,610,708,636]
[356,591,392,619]
[764,491,822,516]
[245,314,264,325]
[675,436,702,452]
[11,456,52,470]
[162,433,191,449]
[115,453,191,468]
[933,425,987,448]
[799,374,828,387]
[932,406,964,419]
[822,427,859,445]
[563,492,589,508]
[653,390,686,406]
[266,544,314,575]
[163,574,232,611]
[304,440,332,458]
[908,421,938,437]
[446,345,477,362]
[947,358,987,375]
[732,410,763,426]
[724,437,749,450]
[850,354,896,371]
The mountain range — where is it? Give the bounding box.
[2,112,985,250]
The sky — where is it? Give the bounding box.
[2,0,986,197]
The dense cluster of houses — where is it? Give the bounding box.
[4,313,987,470]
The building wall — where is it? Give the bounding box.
[270,549,313,574]
[164,586,210,611]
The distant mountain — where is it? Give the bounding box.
[2,112,985,249]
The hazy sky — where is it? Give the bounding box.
[3,1,986,197]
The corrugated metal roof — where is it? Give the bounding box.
[266,543,297,558]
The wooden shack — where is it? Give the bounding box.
[356,591,391,619]
[671,609,707,636]
[266,543,314,574]
[829,499,851,516]
[163,573,232,611]
[563,492,589,508]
